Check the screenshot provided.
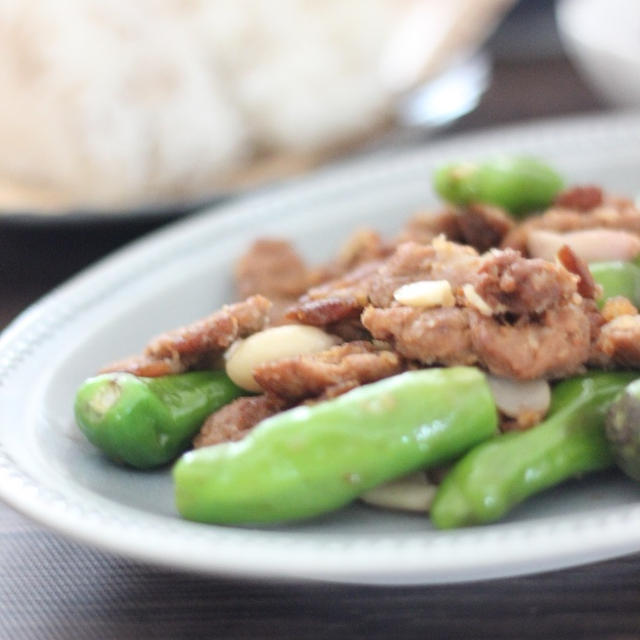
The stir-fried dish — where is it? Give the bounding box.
[74,156,640,527]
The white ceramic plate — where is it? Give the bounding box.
[3,111,640,585]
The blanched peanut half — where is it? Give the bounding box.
[393,279,455,308]
[528,229,640,263]
[360,472,437,513]
[486,374,551,419]
[225,325,341,392]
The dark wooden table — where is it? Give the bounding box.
[3,52,640,640]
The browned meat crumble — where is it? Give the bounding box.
[234,239,316,323]
[591,313,640,368]
[194,343,404,447]
[471,248,579,316]
[394,208,462,246]
[556,244,600,299]
[286,236,594,380]
[394,204,514,253]
[193,394,287,449]
[101,295,271,376]
[362,302,591,379]
[454,203,515,252]
[253,341,404,402]
[99,184,640,447]
[553,185,604,211]
[367,239,480,308]
[502,188,640,254]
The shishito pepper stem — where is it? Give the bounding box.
[74,370,244,469]
[430,371,638,529]
[173,367,497,524]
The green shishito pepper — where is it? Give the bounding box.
[589,260,640,308]
[173,367,497,524]
[74,371,244,469]
[605,379,640,482]
[430,371,638,529]
[433,156,564,217]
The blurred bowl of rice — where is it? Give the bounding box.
[0,0,513,216]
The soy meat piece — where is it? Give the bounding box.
[193,395,285,448]
[362,304,591,380]
[235,239,312,323]
[253,341,404,402]
[102,296,271,376]
[455,203,515,252]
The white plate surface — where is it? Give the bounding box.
[3,111,640,585]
